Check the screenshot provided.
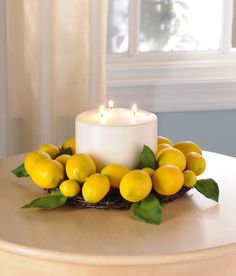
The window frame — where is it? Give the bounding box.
[106,0,236,112]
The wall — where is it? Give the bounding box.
[157,109,236,157]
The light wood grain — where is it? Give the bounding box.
[0,152,236,275]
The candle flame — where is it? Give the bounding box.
[132,104,137,116]
[99,105,105,119]
[108,100,114,110]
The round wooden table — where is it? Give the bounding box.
[0,152,236,276]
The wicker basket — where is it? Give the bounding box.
[64,186,191,210]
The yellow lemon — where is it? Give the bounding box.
[183,170,197,188]
[24,150,51,176]
[157,143,172,153]
[82,173,110,203]
[142,167,155,177]
[62,137,76,154]
[156,143,173,159]
[174,141,202,156]
[152,165,184,196]
[39,144,60,159]
[55,154,71,167]
[31,159,65,189]
[119,170,152,202]
[185,152,206,176]
[157,147,186,171]
[66,154,96,183]
[59,180,80,197]
[157,136,174,146]
[101,164,129,189]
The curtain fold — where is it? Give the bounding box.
[2,0,107,157]
[233,0,236,48]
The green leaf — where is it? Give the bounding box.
[22,191,67,209]
[137,145,157,170]
[50,189,61,196]
[54,147,73,159]
[12,163,29,177]
[130,194,162,225]
[194,178,219,202]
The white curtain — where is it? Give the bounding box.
[0,0,107,158]
[233,0,236,47]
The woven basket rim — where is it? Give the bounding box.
[48,186,191,210]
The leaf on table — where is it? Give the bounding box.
[194,178,219,202]
[137,145,157,170]
[130,194,162,225]
[12,163,29,177]
[22,191,67,209]
[50,190,61,196]
[54,147,73,159]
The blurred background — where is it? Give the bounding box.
[0,0,236,158]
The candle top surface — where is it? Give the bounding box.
[76,108,157,126]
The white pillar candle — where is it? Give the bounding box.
[75,108,157,171]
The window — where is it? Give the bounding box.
[107,0,235,53]
[106,0,236,112]
[107,0,129,53]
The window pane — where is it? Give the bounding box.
[139,0,223,52]
[107,0,129,53]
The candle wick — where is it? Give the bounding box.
[99,105,105,123]
[108,100,114,110]
[132,104,137,118]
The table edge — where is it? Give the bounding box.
[0,239,236,266]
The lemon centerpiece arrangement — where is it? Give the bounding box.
[12,136,219,225]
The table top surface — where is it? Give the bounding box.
[0,151,236,265]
